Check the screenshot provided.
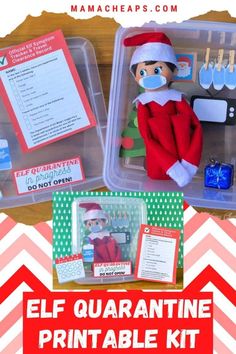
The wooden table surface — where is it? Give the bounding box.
[1,11,236,289]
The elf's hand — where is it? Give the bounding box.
[167,161,192,187]
[181,159,198,178]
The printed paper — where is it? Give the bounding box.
[135,225,180,284]
[13,156,85,195]
[0,30,96,152]
[55,254,85,283]
[93,261,132,278]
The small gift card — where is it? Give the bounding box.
[55,254,85,284]
[0,139,12,170]
[0,30,96,152]
[135,224,180,284]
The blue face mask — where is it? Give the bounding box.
[90,224,103,233]
[139,74,167,90]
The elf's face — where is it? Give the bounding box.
[85,219,107,233]
[135,61,174,91]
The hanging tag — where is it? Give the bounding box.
[0,139,12,171]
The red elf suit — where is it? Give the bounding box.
[80,203,122,263]
[124,33,203,187]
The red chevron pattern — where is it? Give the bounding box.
[184,206,236,354]
[0,266,49,353]
[0,208,235,353]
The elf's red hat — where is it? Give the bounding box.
[124,32,177,69]
[79,203,108,221]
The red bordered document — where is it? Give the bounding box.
[134,224,180,284]
[0,30,96,152]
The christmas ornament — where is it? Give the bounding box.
[204,159,234,190]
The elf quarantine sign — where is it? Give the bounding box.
[23,290,213,353]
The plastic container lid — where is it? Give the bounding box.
[71,196,147,284]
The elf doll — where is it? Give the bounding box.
[124,32,203,187]
[79,203,122,263]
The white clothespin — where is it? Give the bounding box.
[217,49,224,72]
[229,50,235,73]
[204,48,210,69]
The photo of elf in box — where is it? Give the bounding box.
[80,203,122,263]
[124,32,203,187]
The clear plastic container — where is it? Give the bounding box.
[0,37,106,208]
[71,196,147,284]
[104,21,236,209]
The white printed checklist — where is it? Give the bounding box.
[0,30,96,152]
[135,225,180,284]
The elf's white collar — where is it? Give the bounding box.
[133,89,183,106]
[88,229,110,240]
